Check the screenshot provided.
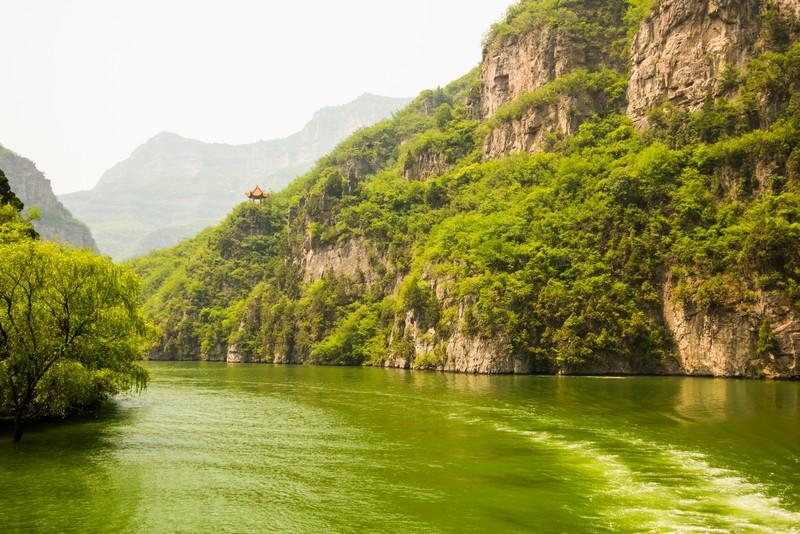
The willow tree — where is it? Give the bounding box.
[0,241,153,442]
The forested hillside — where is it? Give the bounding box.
[131,0,800,378]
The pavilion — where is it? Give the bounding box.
[246,185,269,203]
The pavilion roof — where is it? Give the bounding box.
[246,185,269,199]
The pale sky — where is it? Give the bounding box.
[0,0,512,194]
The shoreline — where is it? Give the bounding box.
[143,358,800,381]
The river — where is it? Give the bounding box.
[1,362,799,532]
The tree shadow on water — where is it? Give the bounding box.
[0,398,147,531]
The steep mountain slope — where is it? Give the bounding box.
[0,144,97,250]
[60,94,410,260]
[131,0,800,378]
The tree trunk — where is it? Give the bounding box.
[12,411,23,442]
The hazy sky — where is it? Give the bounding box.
[0,0,512,194]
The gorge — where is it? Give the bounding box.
[130,0,800,379]
[1,1,799,531]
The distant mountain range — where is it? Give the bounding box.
[59,93,411,260]
[0,144,97,250]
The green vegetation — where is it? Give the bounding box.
[0,168,24,211]
[131,1,800,373]
[0,168,151,442]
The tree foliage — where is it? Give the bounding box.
[0,241,152,441]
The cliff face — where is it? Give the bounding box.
[627,0,761,124]
[482,95,591,158]
[403,150,449,182]
[301,238,381,285]
[0,144,97,250]
[663,275,800,377]
[479,28,595,159]
[626,0,800,378]
[480,29,582,120]
[627,0,800,124]
[136,0,800,378]
[479,2,629,159]
[474,0,800,378]
[482,0,800,152]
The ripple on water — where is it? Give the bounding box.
[105,382,437,533]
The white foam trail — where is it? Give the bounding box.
[454,413,800,532]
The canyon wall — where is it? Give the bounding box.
[279,0,799,377]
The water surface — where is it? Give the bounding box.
[2,363,799,532]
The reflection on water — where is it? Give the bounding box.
[1,363,799,533]
[674,378,800,425]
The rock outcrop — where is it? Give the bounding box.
[482,96,588,158]
[626,0,800,125]
[0,144,97,250]
[479,28,591,158]
[480,30,584,120]
[479,3,630,159]
[384,299,522,374]
[302,237,384,285]
[663,274,800,377]
[403,149,449,182]
[774,0,800,17]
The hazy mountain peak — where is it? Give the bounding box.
[147,131,187,144]
[59,94,411,260]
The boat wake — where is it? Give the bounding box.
[447,411,800,532]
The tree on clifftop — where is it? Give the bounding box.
[0,241,153,442]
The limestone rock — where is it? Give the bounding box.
[482,96,586,158]
[301,237,383,284]
[480,28,583,120]
[403,149,449,182]
[479,27,585,160]
[662,273,800,378]
[627,0,762,125]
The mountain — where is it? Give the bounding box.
[130,0,800,378]
[59,94,411,260]
[0,144,97,250]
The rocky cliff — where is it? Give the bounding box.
[627,0,761,124]
[0,144,97,250]
[628,0,800,124]
[663,274,799,377]
[133,0,800,379]
[479,2,629,158]
[285,0,800,377]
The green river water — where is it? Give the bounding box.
[1,362,799,533]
